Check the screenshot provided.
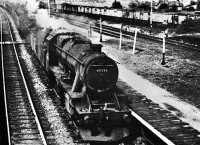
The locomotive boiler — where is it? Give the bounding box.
[43,28,132,142]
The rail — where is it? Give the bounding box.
[0,12,10,145]
[0,8,47,145]
[53,13,200,145]
[53,14,199,51]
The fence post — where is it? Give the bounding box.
[30,34,36,53]
[119,23,123,49]
[161,33,166,65]
[30,34,33,50]
[89,21,92,37]
[133,28,138,54]
[100,18,102,42]
[33,36,36,53]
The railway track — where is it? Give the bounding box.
[2,8,200,144]
[93,23,200,51]
[53,13,199,51]
[1,8,46,145]
[0,8,84,145]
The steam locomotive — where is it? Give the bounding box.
[43,28,132,142]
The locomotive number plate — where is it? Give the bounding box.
[91,65,114,73]
[96,69,108,73]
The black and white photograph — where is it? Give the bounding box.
[0,0,200,144]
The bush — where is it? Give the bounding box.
[111,1,123,9]
[139,2,150,11]
[159,3,169,9]
[197,2,200,10]
[191,1,196,5]
[128,0,138,11]
[170,5,178,12]
[176,18,200,33]
[188,7,195,11]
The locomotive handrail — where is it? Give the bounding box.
[54,43,84,65]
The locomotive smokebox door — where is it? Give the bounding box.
[84,57,118,93]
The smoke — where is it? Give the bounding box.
[35,9,71,30]
[25,0,39,14]
[9,0,89,34]
[8,0,39,14]
[12,0,72,30]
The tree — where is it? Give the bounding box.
[159,3,169,9]
[171,4,178,12]
[197,1,200,10]
[191,1,197,5]
[128,0,138,11]
[139,2,150,11]
[111,1,123,9]
[176,17,198,33]
[188,6,195,11]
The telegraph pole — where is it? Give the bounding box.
[100,17,102,42]
[48,0,50,17]
[161,33,166,65]
[150,0,153,28]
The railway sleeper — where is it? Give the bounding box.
[12,139,43,144]
[7,98,29,103]
[149,121,182,129]
[8,106,31,111]
[10,116,35,120]
[166,136,198,144]
[6,89,26,94]
[9,120,36,124]
[148,118,181,124]
[6,91,27,96]
[11,134,41,139]
[10,124,38,130]
[9,112,34,117]
[163,132,198,140]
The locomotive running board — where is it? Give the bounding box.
[0,41,29,45]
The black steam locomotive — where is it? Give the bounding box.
[43,28,132,142]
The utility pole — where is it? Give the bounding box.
[161,33,166,65]
[48,0,50,17]
[100,17,102,42]
[119,23,123,49]
[150,0,153,29]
